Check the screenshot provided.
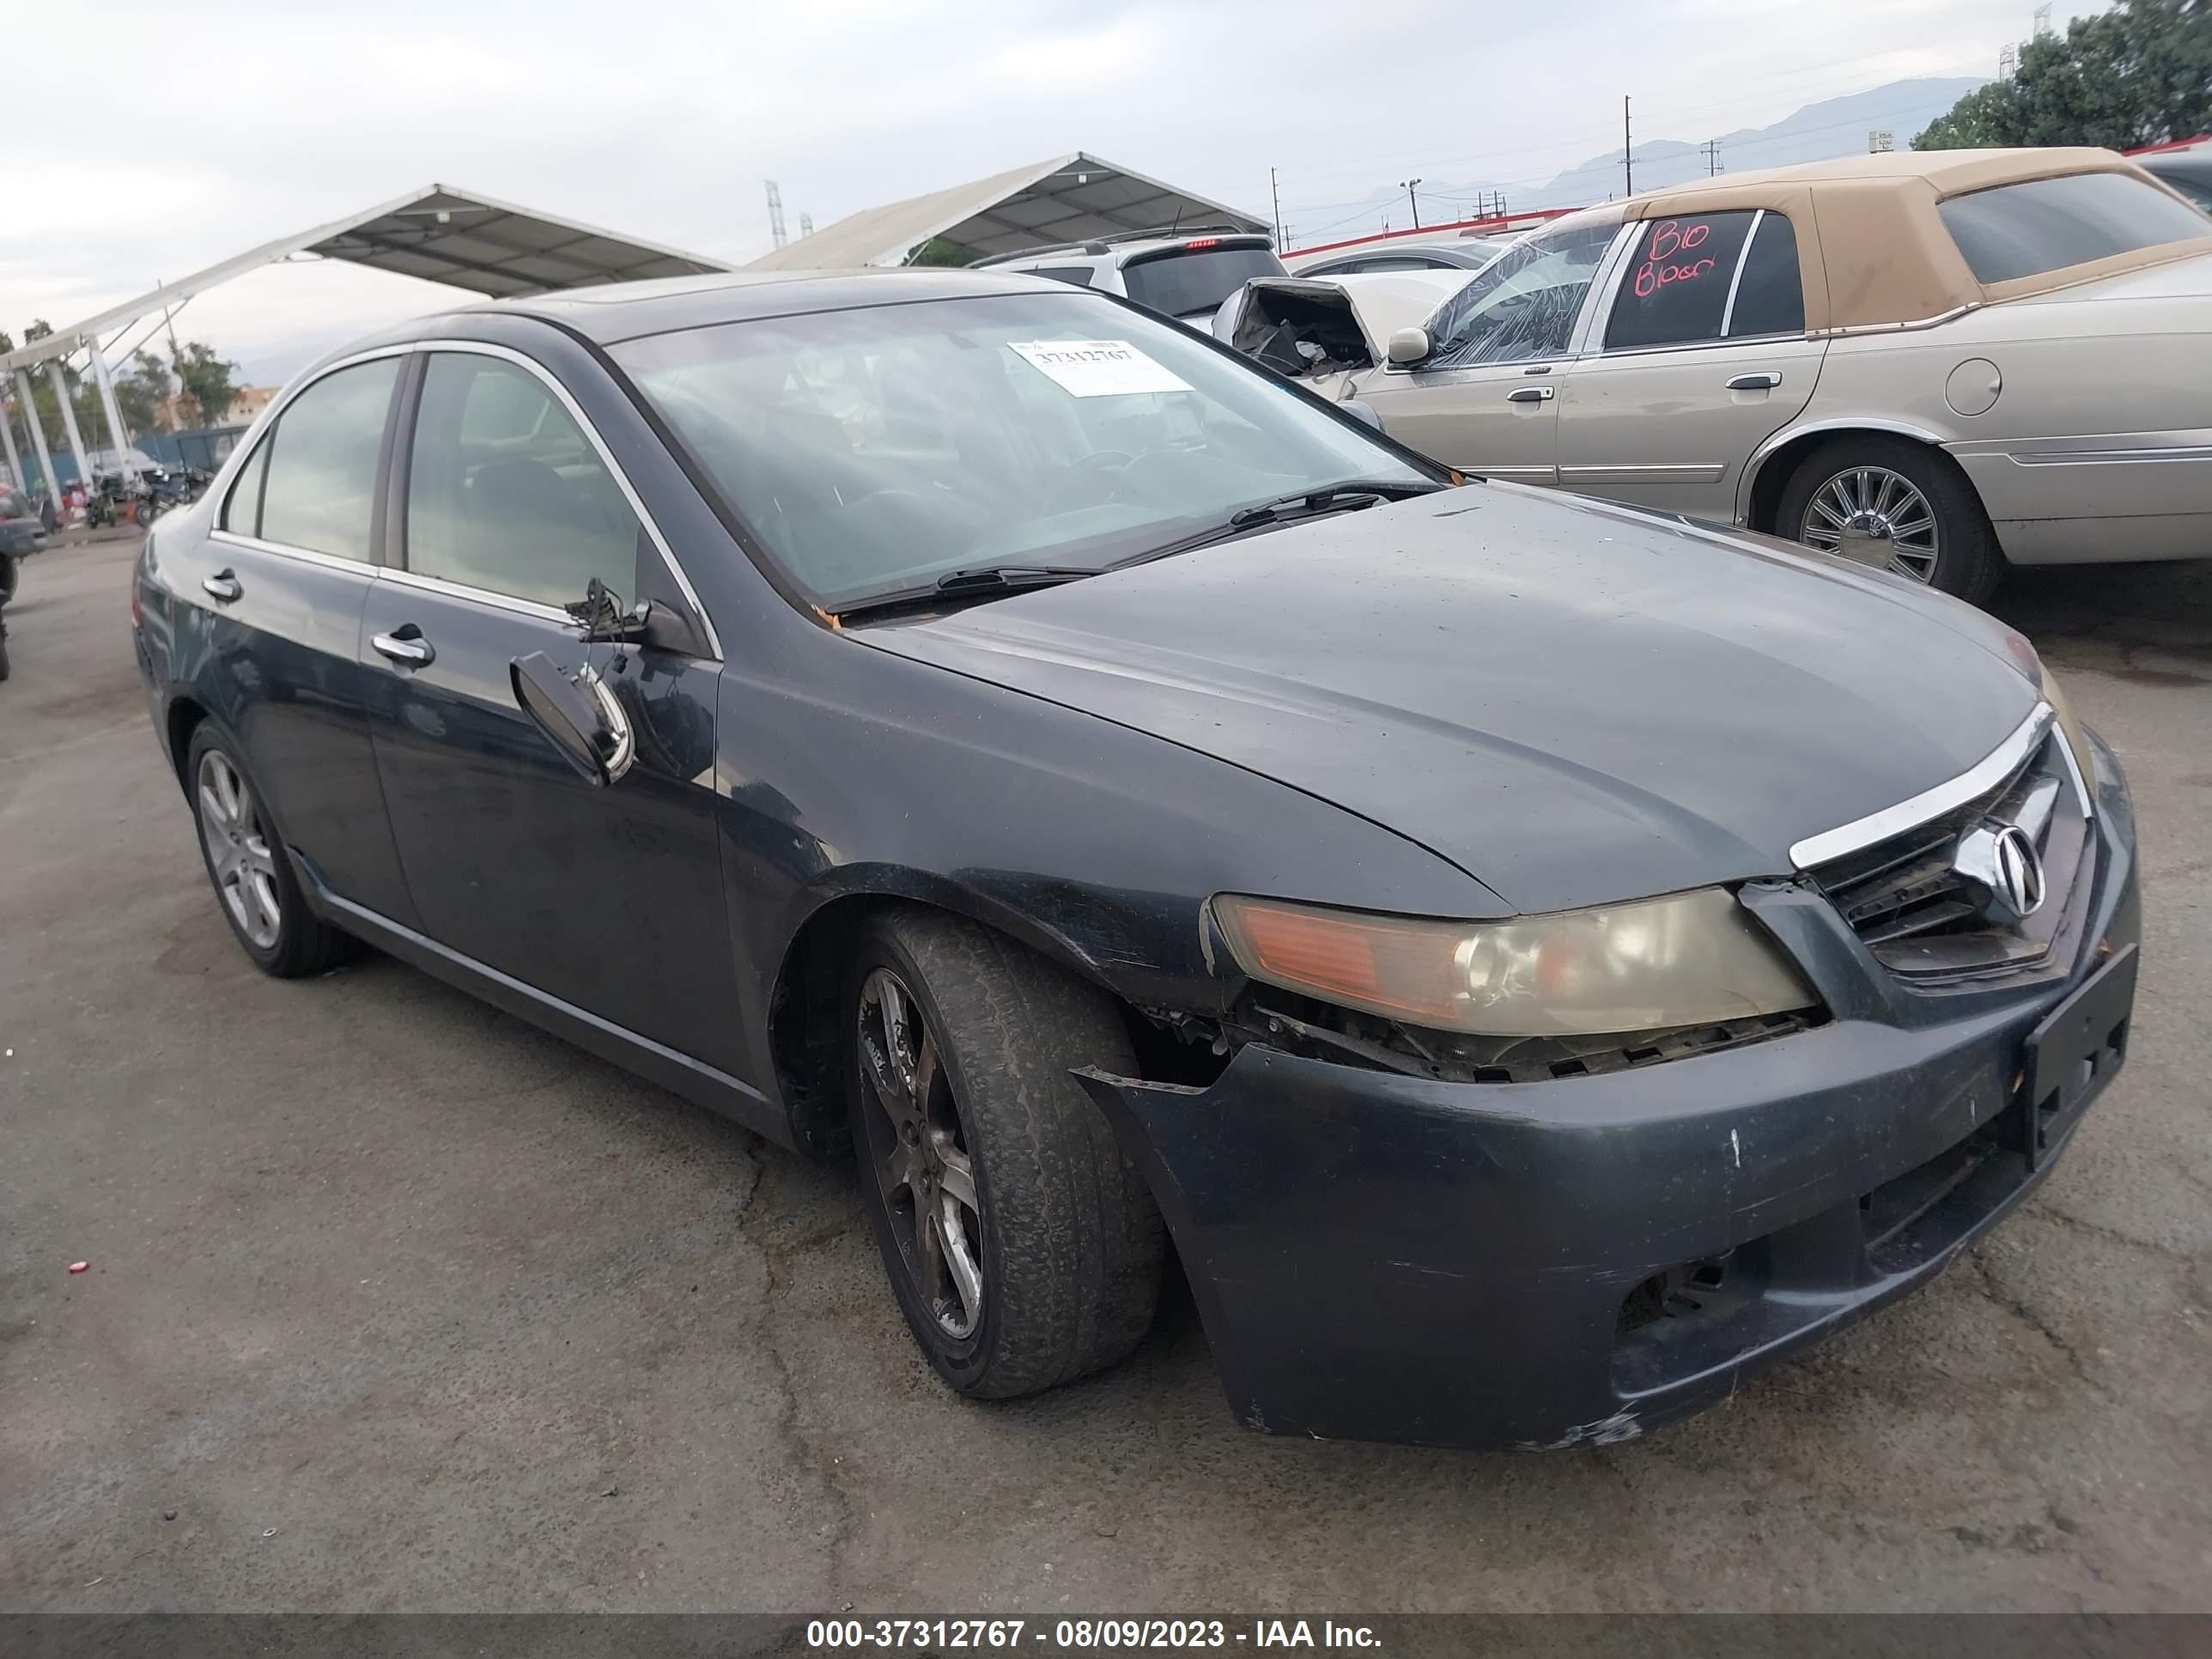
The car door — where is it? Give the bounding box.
[356,344,741,1073]
[1554,210,1828,520]
[186,351,421,928]
[1351,216,1625,483]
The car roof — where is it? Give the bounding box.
[408,266,1068,349]
[1525,146,2212,331]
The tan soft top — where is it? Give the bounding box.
[1544,147,2212,331]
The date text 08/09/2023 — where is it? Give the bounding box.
[805,1618,1383,1650]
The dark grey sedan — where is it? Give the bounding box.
[131,267,2139,1449]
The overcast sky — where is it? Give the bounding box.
[3,0,2093,387]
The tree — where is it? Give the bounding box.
[173,341,240,430]
[1918,0,2212,150]
[117,350,175,434]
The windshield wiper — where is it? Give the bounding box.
[1108,478,1446,571]
[831,564,1096,623]
[1227,478,1445,528]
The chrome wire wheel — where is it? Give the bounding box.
[856,967,984,1340]
[1798,465,1940,583]
[196,749,282,951]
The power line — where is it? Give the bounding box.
[1278,94,1965,222]
[1269,47,1978,190]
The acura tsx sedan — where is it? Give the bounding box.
[132,267,2140,1449]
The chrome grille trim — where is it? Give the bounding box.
[1790,703,2056,871]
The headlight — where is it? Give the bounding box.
[2039,664,2094,782]
[1211,889,1816,1038]
[2002,629,2092,779]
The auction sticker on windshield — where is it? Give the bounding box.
[1010,340,1193,398]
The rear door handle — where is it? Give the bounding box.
[371,627,435,667]
[201,570,241,603]
[1726,372,1783,391]
[1506,386,1555,404]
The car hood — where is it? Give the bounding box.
[855,486,2041,915]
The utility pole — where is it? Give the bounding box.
[1269,167,1284,246]
[1702,138,1723,177]
[1400,178,1423,230]
[1623,97,1633,197]
[799,211,814,238]
[765,180,787,250]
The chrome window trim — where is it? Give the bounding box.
[206,526,376,576]
[1809,304,1979,339]
[1790,702,2057,870]
[374,564,574,626]
[1717,210,1761,337]
[405,337,725,661]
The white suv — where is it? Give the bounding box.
[972,228,1286,333]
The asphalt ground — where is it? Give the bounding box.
[3,537,2208,1613]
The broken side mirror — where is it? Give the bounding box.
[511,650,633,787]
[1386,326,1431,367]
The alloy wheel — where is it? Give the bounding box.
[196,749,282,951]
[856,966,984,1340]
[1798,465,1940,583]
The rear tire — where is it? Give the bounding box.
[1778,434,2003,605]
[185,724,356,978]
[846,907,1164,1399]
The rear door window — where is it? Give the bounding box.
[1940,171,2211,283]
[1603,211,1757,350]
[404,352,642,608]
[257,357,400,559]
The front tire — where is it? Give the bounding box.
[846,908,1164,1399]
[1778,434,2002,605]
[185,724,355,977]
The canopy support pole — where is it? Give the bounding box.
[88,337,137,482]
[1,387,23,495]
[15,371,59,506]
[49,363,93,494]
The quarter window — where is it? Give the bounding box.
[1604,211,1757,350]
[1940,171,2212,283]
[404,354,642,608]
[221,437,270,535]
[257,357,400,559]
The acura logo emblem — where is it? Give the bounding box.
[1953,821,2046,924]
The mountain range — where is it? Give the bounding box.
[1285,77,1986,246]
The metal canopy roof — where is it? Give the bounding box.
[0,183,733,376]
[744,151,1271,271]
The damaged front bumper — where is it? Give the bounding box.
[1077,739,2141,1451]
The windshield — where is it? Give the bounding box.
[1122,246,1286,319]
[1419,215,1621,368]
[611,290,1431,610]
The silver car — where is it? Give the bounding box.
[1218,148,2212,601]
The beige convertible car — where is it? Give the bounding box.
[1225,149,2212,601]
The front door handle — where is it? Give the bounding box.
[1726,371,1783,391]
[372,627,435,667]
[1506,386,1556,404]
[201,570,242,603]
